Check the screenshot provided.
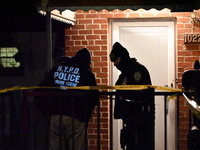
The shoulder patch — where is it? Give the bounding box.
[133,71,142,82]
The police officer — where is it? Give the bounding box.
[35,48,99,150]
[110,42,154,150]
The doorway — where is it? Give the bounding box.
[111,19,176,150]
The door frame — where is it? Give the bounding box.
[110,18,177,150]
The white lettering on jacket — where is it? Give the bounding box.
[54,65,81,87]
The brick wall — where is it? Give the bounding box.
[65,9,200,150]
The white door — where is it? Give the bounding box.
[111,19,176,150]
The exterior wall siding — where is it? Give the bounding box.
[65,9,200,150]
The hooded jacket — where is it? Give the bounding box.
[34,48,99,122]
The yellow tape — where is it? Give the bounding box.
[183,93,200,119]
[0,85,183,93]
[3,85,200,118]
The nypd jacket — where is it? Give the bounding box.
[114,58,152,119]
[35,58,99,122]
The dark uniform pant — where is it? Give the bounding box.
[120,110,154,150]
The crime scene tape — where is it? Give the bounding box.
[0,85,183,93]
[0,84,182,103]
[3,85,200,118]
[3,85,200,119]
[183,93,200,119]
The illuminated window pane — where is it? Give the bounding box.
[0,47,21,68]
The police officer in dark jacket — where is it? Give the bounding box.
[110,42,154,150]
[35,48,99,150]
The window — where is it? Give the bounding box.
[0,47,24,76]
[0,47,20,68]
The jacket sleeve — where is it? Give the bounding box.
[138,65,151,85]
[143,67,152,85]
[83,70,99,108]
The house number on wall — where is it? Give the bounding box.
[184,34,200,44]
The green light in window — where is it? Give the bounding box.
[0,47,21,68]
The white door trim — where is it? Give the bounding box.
[111,18,176,150]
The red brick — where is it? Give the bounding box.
[100,140,109,145]
[184,23,193,28]
[93,19,107,24]
[65,30,78,34]
[87,45,101,50]
[97,72,108,78]
[65,40,74,45]
[178,28,192,33]
[74,41,81,45]
[81,40,88,45]
[129,13,140,17]
[75,13,85,19]
[65,51,75,56]
[76,10,84,13]
[93,51,107,56]
[100,13,114,18]
[178,51,191,56]
[99,9,110,13]
[101,67,107,72]
[65,35,71,40]
[79,29,93,34]
[86,35,100,39]
[101,24,108,29]
[114,13,127,18]
[71,45,86,50]
[101,35,107,40]
[185,56,199,61]
[71,24,85,30]
[88,41,95,45]
[101,101,109,106]
[178,56,184,62]
[95,78,101,83]
[191,51,200,55]
[177,24,184,28]
[71,35,85,40]
[185,44,200,50]
[101,45,108,50]
[86,24,100,29]
[78,19,93,24]
[101,56,108,62]
[172,12,186,17]
[94,30,107,34]
[88,139,96,145]
[112,9,119,13]
[124,9,133,13]
[86,14,100,18]
[102,79,109,86]
[184,12,191,17]
[94,62,107,66]
[95,40,107,45]
[178,62,192,67]
[88,10,97,13]
[92,67,101,72]
[193,28,200,32]
[178,39,184,44]
[177,17,190,23]
[156,13,170,17]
